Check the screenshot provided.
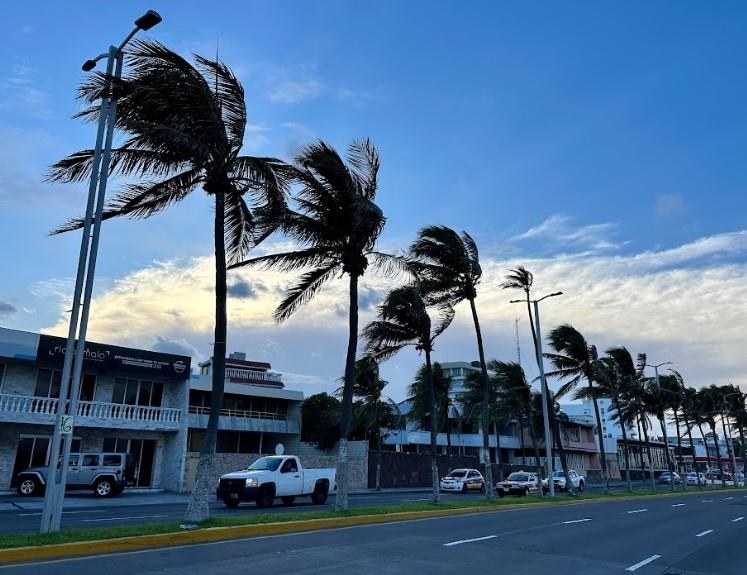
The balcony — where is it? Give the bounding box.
[0,394,181,431]
[224,368,283,386]
[187,405,299,434]
[384,430,521,450]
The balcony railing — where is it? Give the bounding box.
[0,394,181,427]
[188,405,288,421]
[224,368,282,383]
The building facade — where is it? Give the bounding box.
[0,327,191,492]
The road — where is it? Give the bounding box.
[0,480,724,534]
[2,489,746,574]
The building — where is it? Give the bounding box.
[183,352,303,487]
[0,327,191,492]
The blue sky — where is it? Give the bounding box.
[2,2,747,400]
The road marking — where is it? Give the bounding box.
[18,509,106,517]
[81,514,169,523]
[563,518,592,524]
[625,554,661,572]
[732,517,744,523]
[701,500,713,503]
[726,496,734,500]
[695,529,714,537]
[671,503,686,507]
[402,498,431,502]
[627,509,648,514]
[443,535,496,547]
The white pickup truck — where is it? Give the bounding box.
[216,455,336,508]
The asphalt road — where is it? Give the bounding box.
[2,489,745,574]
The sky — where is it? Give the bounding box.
[2,1,747,402]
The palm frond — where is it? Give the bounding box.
[347,138,379,200]
[274,264,341,322]
[228,247,334,272]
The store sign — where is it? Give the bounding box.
[36,335,191,380]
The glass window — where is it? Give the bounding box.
[150,382,163,407]
[281,459,298,473]
[82,454,100,467]
[68,455,79,467]
[248,457,283,471]
[34,368,53,397]
[103,454,122,467]
[79,374,96,402]
[102,438,117,452]
[216,431,239,453]
[112,379,127,404]
[188,430,205,452]
[138,381,152,406]
[124,380,138,405]
[0,362,6,391]
[238,432,259,453]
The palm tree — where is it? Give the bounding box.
[501,266,575,493]
[725,386,747,480]
[697,386,727,487]
[337,357,399,491]
[658,372,687,488]
[642,376,676,490]
[408,363,456,456]
[619,375,658,491]
[680,385,703,487]
[363,284,455,504]
[544,324,610,492]
[231,139,391,511]
[409,226,496,498]
[48,41,289,522]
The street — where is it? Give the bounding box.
[2,489,745,574]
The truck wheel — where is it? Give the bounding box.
[255,486,275,508]
[578,481,584,492]
[94,478,114,498]
[311,482,329,505]
[523,487,529,497]
[281,496,296,506]
[223,497,240,508]
[17,477,40,496]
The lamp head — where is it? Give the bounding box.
[82,59,97,72]
[135,10,162,31]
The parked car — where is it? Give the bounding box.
[706,469,732,481]
[685,472,707,486]
[16,452,134,497]
[217,455,336,508]
[658,471,682,485]
[439,469,485,493]
[551,469,585,492]
[496,471,547,497]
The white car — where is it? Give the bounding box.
[551,469,585,492]
[686,472,706,486]
[496,471,548,497]
[439,469,485,493]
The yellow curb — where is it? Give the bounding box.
[1,488,744,565]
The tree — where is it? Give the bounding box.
[409,226,496,498]
[642,375,676,490]
[363,284,455,504]
[680,385,703,487]
[231,139,391,511]
[696,386,727,487]
[658,372,687,488]
[302,393,341,451]
[408,363,456,455]
[544,324,610,492]
[501,266,575,494]
[49,41,289,522]
[338,357,399,490]
[724,386,747,480]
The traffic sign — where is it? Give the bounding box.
[60,415,74,434]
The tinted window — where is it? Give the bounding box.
[103,455,122,467]
[68,455,79,467]
[248,457,283,471]
[507,473,529,482]
[450,470,467,478]
[281,459,298,473]
[82,455,100,467]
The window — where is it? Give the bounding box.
[188,429,205,452]
[82,454,100,467]
[113,378,163,407]
[68,455,79,467]
[0,362,5,391]
[216,431,261,454]
[281,459,298,473]
[33,369,96,400]
[103,454,122,467]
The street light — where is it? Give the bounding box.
[646,361,675,492]
[40,10,162,534]
[511,291,563,496]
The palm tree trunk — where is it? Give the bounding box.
[587,379,609,493]
[698,422,715,487]
[335,273,360,512]
[494,421,502,465]
[710,422,726,488]
[739,424,747,480]
[658,414,675,492]
[637,417,645,477]
[641,418,656,491]
[519,416,527,460]
[674,411,686,490]
[424,347,441,504]
[468,297,494,499]
[375,402,381,492]
[445,410,452,457]
[614,397,632,492]
[684,420,700,488]
[527,415,543,497]
[185,187,228,522]
[720,416,736,488]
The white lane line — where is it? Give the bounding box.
[402,498,431,502]
[695,529,714,537]
[563,518,592,524]
[732,516,744,523]
[625,554,661,572]
[671,503,686,507]
[726,496,734,500]
[627,509,648,514]
[19,509,106,517]
[443,535,496,547]
[82,514,169,523]
[701,500,714,503]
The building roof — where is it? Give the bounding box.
[198,357,272,370]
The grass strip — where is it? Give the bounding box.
[1,486,743,551]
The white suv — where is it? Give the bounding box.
[551,469,585,492]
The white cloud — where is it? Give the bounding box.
[268,78,323,105]
[0,61,51,118]
[513,214,622,252]
[655,193,684,217]
[37,230,747,401]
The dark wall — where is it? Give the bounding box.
[368,451,480,488]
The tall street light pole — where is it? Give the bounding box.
[40,10,162,534]
[647,361,674,492]
[511,291,563,497]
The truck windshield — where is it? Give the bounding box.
[248,457,284,471]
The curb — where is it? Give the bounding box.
[1,487,744,565]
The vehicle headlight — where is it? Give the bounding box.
[245,478,258,487]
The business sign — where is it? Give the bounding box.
[36,335,191,380]
[60,415,74,434]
